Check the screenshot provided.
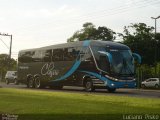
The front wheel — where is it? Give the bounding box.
[84,79,95,92]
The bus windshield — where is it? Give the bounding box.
[109,49,134,76]
[91,47,134,76]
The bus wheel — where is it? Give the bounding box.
[34,77,41,89]
[84,79,95,92]
[107,88,116,93]
[27,77,34,88]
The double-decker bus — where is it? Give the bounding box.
[17,40,141,92]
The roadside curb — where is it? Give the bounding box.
[137,89,160,93]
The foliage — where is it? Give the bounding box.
[155,33,160,62]
[67,22,116,42]
[0,88,159,120]
[0,54,17,80]
[120,23,157,65]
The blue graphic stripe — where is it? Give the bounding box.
[98,51,112,63]
[83,40,90,46]
[51,40,91,81]
[106,52,112,63]
[54,60,81,81]
[79,70,108,81]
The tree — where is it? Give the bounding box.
[0,54,17,80]
[94,26,116,41]
[67,22,116,42]
[120,23,157,65]
[155,33,160,62]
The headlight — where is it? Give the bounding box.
[111,83,115,86]
[135,83,137,86]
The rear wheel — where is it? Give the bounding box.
[84,79,95,92]
[141,84,145,88]
[34,77,41,89]
[27,77,34,88]
[155,84,159,89]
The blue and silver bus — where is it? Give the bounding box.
[17,40,141,92]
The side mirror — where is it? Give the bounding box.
[98,51,112,64]
[132,53,141,64]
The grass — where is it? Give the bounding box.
[0,88,159,120]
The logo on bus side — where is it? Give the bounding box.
[41,63,59,77]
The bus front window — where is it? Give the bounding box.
[110,49,134,76]
[91,46,134,76]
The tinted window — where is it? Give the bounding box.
[42,49,52,62]
[32,50,42,62]
[52,49,63,61]
[146,79,151,82]
[63,47,78,61]
[18,51,34,63]
[151,79,157,81]
[79,47,92,61]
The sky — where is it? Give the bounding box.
[0,0,160,59]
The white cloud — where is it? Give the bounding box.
[23,4,77,19]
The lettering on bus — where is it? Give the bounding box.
[41,63,59,77]
[19,66,29,70]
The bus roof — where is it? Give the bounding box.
[90,40,129,50]
[19,40,129,53]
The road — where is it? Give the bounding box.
[0,82,160,98]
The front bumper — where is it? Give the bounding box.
[106,80,136,89]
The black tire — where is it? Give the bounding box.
[155,84,159,89]
[84,79,95,92]
[141,84,145,88]
[107,88,116,93]
[6,79,9,85]
[14,79,19,85]
[27,77,34,88]
[34,77,41,89]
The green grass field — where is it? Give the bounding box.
[0,88,159,120]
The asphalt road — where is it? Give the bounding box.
[0,82,160,98]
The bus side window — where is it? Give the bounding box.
[64,47,76,61]
[73,47,81,60]
[52,49,63,61]
[81,47,92,61]
[18,51,34,63]
[32,50,42,62]
[42,49,52,62]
